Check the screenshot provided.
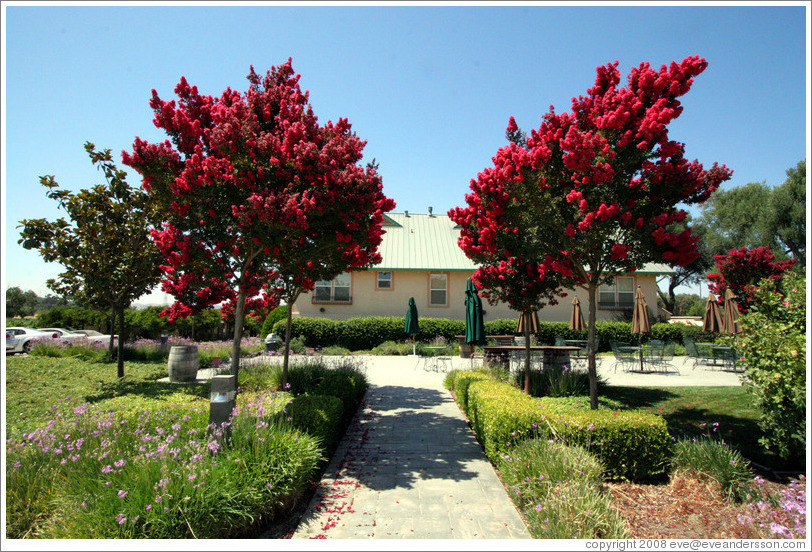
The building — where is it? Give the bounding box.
[292,212,673,323]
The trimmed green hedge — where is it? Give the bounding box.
[286,394,345,452]
[274,316,714,352]
[447,372,672,481]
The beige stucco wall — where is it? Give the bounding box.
[293,269,662,324]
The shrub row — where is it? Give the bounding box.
[445,371,672,481]
[272,316,714,352]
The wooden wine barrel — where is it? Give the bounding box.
[168,345,199,382]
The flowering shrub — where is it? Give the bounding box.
[737,271,805,459]
[707,246,796,313]
[737,476,806,539]
[5,393,323,538]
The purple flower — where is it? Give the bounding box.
[118,490,128,498]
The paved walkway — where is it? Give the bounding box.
[291,355,531,539]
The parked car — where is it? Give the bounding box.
[5,327,60,354]
[37,328,87,341]
[71,329,117,344]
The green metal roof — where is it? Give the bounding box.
[376,213,477,271]
[373,213,674,276]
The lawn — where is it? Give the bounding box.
[4,355,206,438]
[600,386,802,472]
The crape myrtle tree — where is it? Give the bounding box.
[707,246,796,313]
[449,123,572,394]
[19,143,164,378]
[451,56,732,409]
[123,60,394,381]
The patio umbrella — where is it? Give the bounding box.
[631,286,651,335]
[404,297,420,355]
[702,293,724,334]
[464,279,486,345]
[722,288,742,335]
[516,310,540,337]
[569,297,586,331]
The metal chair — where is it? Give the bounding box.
[683,336,714,368]
[654,342,677,372]
[610,341,635,372]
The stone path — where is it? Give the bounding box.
[290,356,531,539]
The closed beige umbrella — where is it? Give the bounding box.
[570,297,586,331]
[516,310,540,335]
[631,286,651,335]
[702,293,724,334]
[722,288,742,335]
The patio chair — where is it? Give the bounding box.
[713,346,740,372]
[683,337,714,368]
[654,342,677,372]
[610,341,635,372]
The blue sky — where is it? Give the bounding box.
[2,2,809,305]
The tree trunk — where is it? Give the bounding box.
[231,286,248,381]
[281,291,301,389]
[587,284,599,410]
[108,309,116,356]
[116,307,125,379]
[523,313,532,394]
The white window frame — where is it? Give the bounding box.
[313,272,352,304]
[429,273,448,307]
[376,271,393,290]
[599,276,635,309]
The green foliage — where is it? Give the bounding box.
[456,375,672,481]
[766,159,806,265]
[671,437,755,502]
[498,439,630,538]
[260,305,289,339]
[514,365,604,398]
[5,353,366,539]
[286,394,345,452]
[36,306,109,332]
[737,271,806,460]
[5,286,40,318]
[273,316,465,351]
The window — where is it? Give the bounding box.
[429,273,448,306]
[599,276,635,308]
[376,271,392,290]
[313,272,352,303]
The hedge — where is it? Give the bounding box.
[286,394,345,452]
[449,373,672,481]
[273,316,715,352]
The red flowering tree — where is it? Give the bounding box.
[707,246,796,313]
[123,60,394,380]
[451,56,732,409]
[449,123,573,393]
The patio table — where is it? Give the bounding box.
[620,345,663,372]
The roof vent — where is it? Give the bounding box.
[404,210,409,217]
[428,206,433,216]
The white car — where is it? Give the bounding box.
[5,327,60,354]
[38,328,87,341]
[71,329,117,344]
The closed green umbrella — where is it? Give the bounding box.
[465,278,486,345]
[405,297,420,355]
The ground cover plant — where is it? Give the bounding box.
[6,353,367,539]
[498,438,630,538]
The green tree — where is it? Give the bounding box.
[696,181,775,256]
[18,143,164,378]
[5,287,39,318]
[766,159,805,267]
[737,271,805,459]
